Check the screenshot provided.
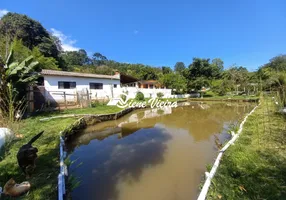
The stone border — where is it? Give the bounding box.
[61,107,141,142]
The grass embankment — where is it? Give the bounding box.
[0,105,122,200]
[40,105,123,117]
[207,97,286,199]
[0,98,184,199]
[38,98,185,119]
[38,98,185,116]
[205,95,258,100]
[190,95,259,101]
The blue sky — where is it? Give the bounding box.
[1,0,286,71]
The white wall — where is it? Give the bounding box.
[121,87,172,98]
[43,75,175,103]
[43,75,121,102]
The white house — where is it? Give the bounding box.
[40,69,121,103]
[39,69,174,105]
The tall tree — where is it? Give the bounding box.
[174,62,186,74]
[0,13,60,58]
[162,66,172,74]
[223,66,249,91]
[211,58,224,78]
[92,52,107,66]
[258,55,286,106]
[263,55,286,72]
[11,39,59,70]
[159,73,187,93]
[184,58,224,91]
[61,49,89,68]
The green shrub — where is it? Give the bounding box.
[91,100,106,107]
[157,92,164,98]
[204,91,216,97]
[120,94,127,102]
[135,92,144,101]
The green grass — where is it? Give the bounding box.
[207,97,286,200]
[195,90,260,100]
[57,105,123,115]
[0,105,125,199]
[207,95,259,100]
[0,117,75,200]
[36,98,186,119]
[189,95,259,101]
[34,105,123,118]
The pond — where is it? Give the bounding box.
[67,102,255,200]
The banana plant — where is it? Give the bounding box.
[4,51,39,85]
[0,49,39,122]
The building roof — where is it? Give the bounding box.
[139,80,158,84]
[41,69,120,80]
[120,74,138,84]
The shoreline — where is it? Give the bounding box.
[206,97,286,199]
[198,101,260,199]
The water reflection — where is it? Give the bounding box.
[68,102,255,200]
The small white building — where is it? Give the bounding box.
[40,69,121,103]
[39,69,174,106]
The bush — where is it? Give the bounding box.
[135,92,144,101]
[204,91,216,97]
[91,100,106,107]
[157,92,164,98]
[120,94,127,102]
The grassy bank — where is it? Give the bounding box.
[35,98,185,118]
[207,97,286,199]
[0,105,124,199]
[33,105,123,118]
[0,98,185,199]
[189,95,259,102]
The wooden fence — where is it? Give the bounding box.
[26,87,92,113]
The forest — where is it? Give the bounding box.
[0,12,285,104]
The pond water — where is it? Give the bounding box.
[67,102,255,200]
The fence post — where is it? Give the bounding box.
[27,86,34,113]
[86,89,91,107]
[63,92,67,109]
[74,89,77,106]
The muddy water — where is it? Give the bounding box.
[67,102,255,200]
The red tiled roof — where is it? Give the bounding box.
[41,69,119,79]
[139,80,158,84]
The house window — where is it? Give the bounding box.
[149,84,154,89]
[90,83,103,89]
[58,81,76,89]
[114,84,117,88]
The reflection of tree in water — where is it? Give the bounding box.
[136,110,145,120]
[70,126,172,200]
[157,109,165,115]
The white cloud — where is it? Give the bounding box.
[0,9,9,18]
[50,28,79,51]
